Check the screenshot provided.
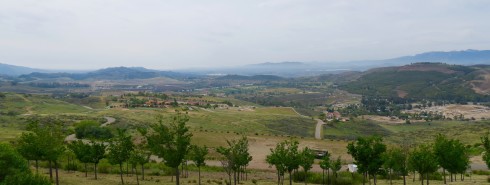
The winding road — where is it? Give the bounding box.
[65,116,116,142]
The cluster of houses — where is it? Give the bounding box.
[109,98,231,109]
[324,111,350,122]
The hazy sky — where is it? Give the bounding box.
[1,0,490,70]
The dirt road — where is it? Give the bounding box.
[315,119,326,139]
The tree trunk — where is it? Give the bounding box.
[126,162,129,177]
[443,169,446,184]
[198,167,202,185]
[135,167,139,185]
[141,164,145,180]
[49,161,53,182]
[175,167,180,185]
[94,163,98,180]
[403,174,406,185]
[373,174,377,185]
[35,160,39,174]
[362,172,365,185]
[55,161,59,185]
[119,163,125,185]
[322,169,325,185]
[304,170,308,185]
[181,163,184,177]
[389,169,392,185]
[421,173,424,185]
[289,171,293,185]
[85,163,88,177]
[426,173,429,185]
[234,170,237,185]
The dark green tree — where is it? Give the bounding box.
[383,147,409,185]
[0,143,51,185]
[347,136,387,185]
[146,113,192,185]
[16,132,44,174]
[108,129,134,185]
[89,141,106,180]
[68,140,92,177]
[408,144,438,185]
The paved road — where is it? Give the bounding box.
[65,116,116,142]
[315,119,326,140]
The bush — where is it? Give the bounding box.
[473,170,490,175]
[75,120,113,139]
[292,171,363,185]
[98,160,112,174]
[0,143,50,185]
[1,173,51,185]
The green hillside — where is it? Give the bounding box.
[341,63,490,102]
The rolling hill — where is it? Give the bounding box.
[340,63,490,102]
[0,63,47,76]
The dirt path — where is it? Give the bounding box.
[101,116,116,127]
[315,119,326,140]
[65,116,116,142]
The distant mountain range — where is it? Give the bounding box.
[18,67,189,81]
[183,49,490,77]
[2,49,490,78]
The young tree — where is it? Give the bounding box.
[129,149,146,185]
[89,141,106,180]
[266,141,287,185]
[282,139,301,185]
[408,144,438,185]
[434,135,470,183]
[217,137,252,185]
[108,129,134,185]
[299,147,315,185]
[319,152,331,185]
[191,145,208,185]
[433,134,451,184]
[331,156,342,183]
[68,140,92,177]
[16,132,44,173]
[383,147,409,185]
[146,113,192,185]
[481,133,490,169]
[34,120,65,185]
[347,136,387,185]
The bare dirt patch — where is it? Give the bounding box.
[404,104,490,120]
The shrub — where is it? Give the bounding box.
[74,120,113,140]
[97,160,112,174]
